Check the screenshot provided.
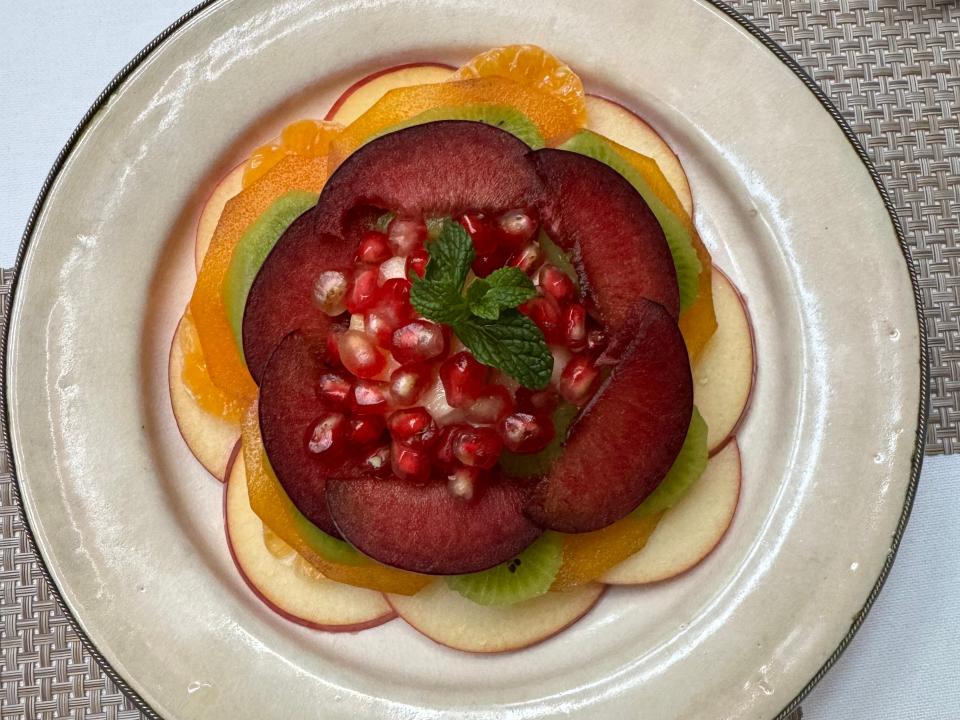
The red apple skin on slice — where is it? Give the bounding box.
[524,299,693,533]
[225,449,395,631]
[602,439,741,585]
[195,162,245,271]
[169,314,241,481]
[530,148,680,325]
[584,95,693,217]
[387,581,605,654]
[325,62,455,125]
[326,475,542,575]
[257,330,344,538]
[693,268,755,455]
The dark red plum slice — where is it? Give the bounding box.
[258,330,344,537]
[530,149,680,326]
[524,299,693,533]
[326,475,542,575]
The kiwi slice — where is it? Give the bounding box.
[376,104,546,149]
[222,190,318,352]
[559,129,701,311]
[632,407,708,517]
[446,532,564,606]
[499,402,580,478]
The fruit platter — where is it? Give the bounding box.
[170,45,756,652]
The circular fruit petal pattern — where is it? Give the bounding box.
[243,119,342,189]
[453,45,587,126]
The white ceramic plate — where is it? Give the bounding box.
[5,1,926,718]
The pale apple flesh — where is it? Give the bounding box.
[225,451,396,631]
[195,162,245,271]
[693,268,755,454]
[169,314,241,481]
[388,581,604,653]
[602,440,741,585]
[325,62,455,126]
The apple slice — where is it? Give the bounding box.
[325,62,454,126]
[601,440,741,585]
[169,314,241,481]
[693,268,755,454]
[387,581,604,653]
[225,450,395,631]
[195,162,245,271]
[584,95,692,217]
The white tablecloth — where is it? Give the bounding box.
[3,4,958,717]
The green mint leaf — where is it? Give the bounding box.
[424,219,475,289]
[485,266,534,291]
[456,310,553,389]
[409,280,470,324]
[465,268,537,320]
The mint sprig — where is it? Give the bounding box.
[410,219,552,389]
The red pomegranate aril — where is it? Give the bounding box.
[472,246,511,278]
[497,208,539,247]
[390,320,445,365]
[317,372,351,408]
[519,296,564,344]
[440,352,489,408]
[465,384,516,425]
[406,248,429,279]
[538,265,577,304]
[377,278,413,320]
[349,379,390,414]
[459,212,499,255]
[312,270,348,316]
[453,426,503,469]
[499,412,555,454]
[356,230,391,264]
[348,415,386,448]
[447,464,483,501]
[387,216,427,256]
[558,355,601,405]
[387,407,439,449]
[391,442,432,483]
[346,266,380,314]
[508,241,542,274]
[362,445,391,477]
[515,387,561,415]
[325,326,345,368]
[389,363,432,407]
[563,303,588,351]
[364,310,396,348]
[305,412,347,457]
[338,330,387,379]
[433,424,462,469]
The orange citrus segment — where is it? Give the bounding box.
[243,119,342,189]
[328,77,580,167]
[453,45,587,126]
[189,154,330,403]
[551,513,663,590]
[178,309,247,423]
[240,403,429,596]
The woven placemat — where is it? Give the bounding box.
[1,1,957,718]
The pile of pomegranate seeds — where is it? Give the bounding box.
[304,208,609,498]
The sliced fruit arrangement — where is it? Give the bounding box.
[169,45,757,651]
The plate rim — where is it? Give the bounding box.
[2,2,929,719]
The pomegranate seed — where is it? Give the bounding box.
[312,270,348,316]
[433,424,462,469]
[387,216,427,256]
[447,465,482,501]
[349,379,390,414]
[538,265,577,304]
[391,442,432,483]
[558,355,600,405]
[378,255,408,284]
[389,363,432,407]
[356,230,391,264]
[519,296,564,344]
[459,212,499,255]
[364,310,397,348]
[361,445,391,476]
[325,326,345,368]
[348,415,385,447]
[453,426,503,469]
[508,241,542,274]
[471,246,511,278]
[377,277,413,321]
[563,303,588,351]
[338,330,387,378]
[346,266,380,314]
[305,412,347,457]
[497,208,539,247]
[465,384,515,425]
[440,352,489,408]
[515,387,560,415]
[387,407,439,449]
[317,372,351,408]
[390,320,445,365]
[406,249,429,279]
[499,412,555,454]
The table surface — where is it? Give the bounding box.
[1,2,958,719]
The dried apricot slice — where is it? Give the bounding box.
[243,119,341,189]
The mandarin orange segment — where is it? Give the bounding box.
[550,513,663,591]
[242,120,342,189]
[328,77,580,167]
[189,155,330,403]
[240,403,429,596]
[453,45,587,125]
[178,309,248,423]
